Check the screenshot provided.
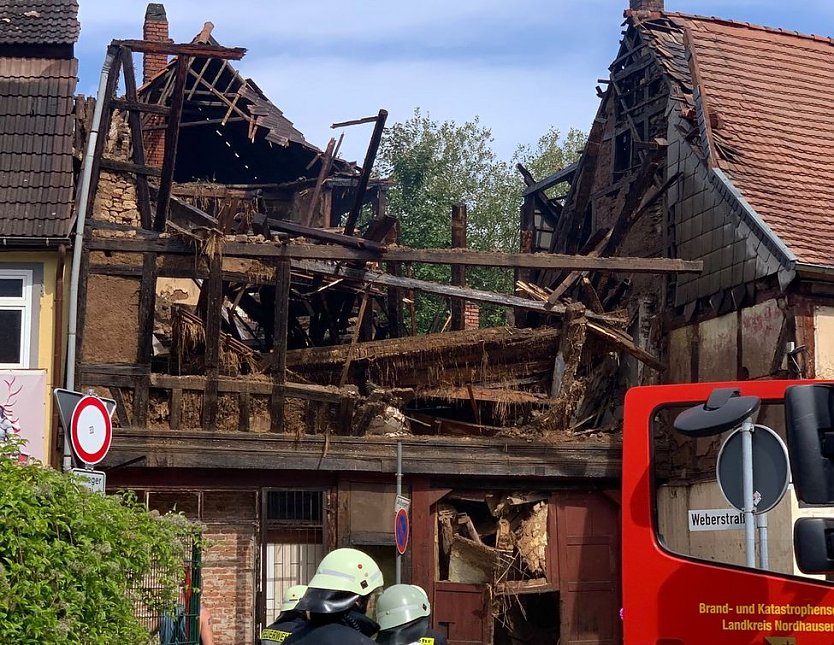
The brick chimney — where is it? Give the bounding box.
[142,3,170,168]
[464,302,480,330]
[143,3,169,84]
[629,0,664,10]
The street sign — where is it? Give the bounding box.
[717,424,790,514]
[53,388,116,432]
[395,494,410,513]
[71,467,106,494]
[69,395,112,465]
[688,508,749,532]
[395,507,409,555]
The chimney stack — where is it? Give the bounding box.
[629,0,664,11]
[143,3,170,84]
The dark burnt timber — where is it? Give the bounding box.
[102,431,620,478]
[85,235,702,273]
[112,39,246,60]
[344,109,387,236]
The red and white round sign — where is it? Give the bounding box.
[70,395,112,465]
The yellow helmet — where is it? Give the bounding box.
[281,584,307,612]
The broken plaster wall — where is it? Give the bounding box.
[92,113,141,227]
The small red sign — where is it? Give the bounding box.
[395,507,409,555]
[70,395,112,465]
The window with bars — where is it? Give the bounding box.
[263,490,326,622]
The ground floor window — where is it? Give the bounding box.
[0,269,33,368]
[263,489,326,621]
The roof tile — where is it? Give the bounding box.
[640,14,834,266]
[0,0,79,45]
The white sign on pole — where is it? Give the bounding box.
[395,494,411,513]
[71,468,106,494]
[688,508,750,532]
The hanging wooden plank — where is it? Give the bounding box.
[344,109,387,236]
[271,258,291,432]
[133,252,157,428]
[201,254,223,430]
[339,288,371,387]
[303,137,336,228]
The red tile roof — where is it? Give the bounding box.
[640,12,834,266]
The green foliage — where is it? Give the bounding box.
[0,439,200,645]
[377,110,586,331]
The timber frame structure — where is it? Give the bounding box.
[69,14,706,644]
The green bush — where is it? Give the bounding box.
[0,441,200,644]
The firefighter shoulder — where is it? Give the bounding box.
[283,548,384,645]
[261,584,308,644]
[375,584,447,645]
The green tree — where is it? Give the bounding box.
[0,441,200,644]
[377,110,586,330]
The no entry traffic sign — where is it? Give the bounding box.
[69,395,112,465]
[395,507,409,555]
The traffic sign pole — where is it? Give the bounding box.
[741,418,756,568]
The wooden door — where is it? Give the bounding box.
[433,581,491,644]
[556,492,621,644]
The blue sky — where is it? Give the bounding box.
[75,0,834,164]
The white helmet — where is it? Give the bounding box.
[307,548,383,596]
[281,584,307,612]
[375,584,431,631]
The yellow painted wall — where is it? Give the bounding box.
[0,251,65,461]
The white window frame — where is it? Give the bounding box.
[0,269,33,369]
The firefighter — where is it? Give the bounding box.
[260,585,308,644]
[283,548,383,645]
[375,584,447,645]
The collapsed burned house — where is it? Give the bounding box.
[60,3,720,644]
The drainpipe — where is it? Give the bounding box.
[64,47,116,471]
[51,244,66,469]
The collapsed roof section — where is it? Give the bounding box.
[139,32,357,185]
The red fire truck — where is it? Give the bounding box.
[623,380,834,644]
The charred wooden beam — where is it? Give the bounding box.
[153,55,189,231]
[261,216,384,252]
[303,138,336,228]
[451,204,467,331]
[344,109,387,236]
[113,39,246,60]
[116,49,151,229]
[86,45,122,217]
[332,114,381,128]
[271,258,291,432]
[132,252,157,428]
[99,158,162,177]
[110,98,170,115]
[201,254,223,430]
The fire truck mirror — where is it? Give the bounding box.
[794,517,834,574]
[785,384,834,504]
[673,388,761,437]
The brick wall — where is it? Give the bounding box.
[464,302,480,329]
[201,490,258,645]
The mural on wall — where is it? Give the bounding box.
[0,370,46,462]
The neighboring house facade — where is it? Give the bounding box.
[536,0,834,588]
[0,0,79,466]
